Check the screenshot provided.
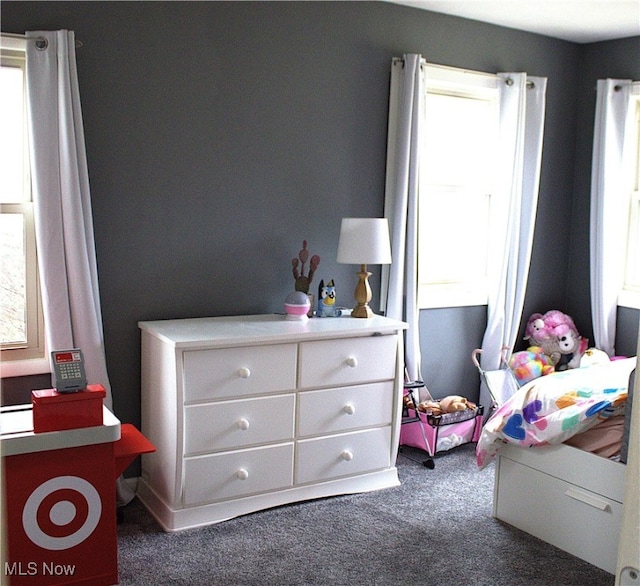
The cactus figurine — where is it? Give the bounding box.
[291,240,320,293]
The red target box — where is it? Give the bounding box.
[32,385,106,433]
[3,442,117,585]
[1,405,154,585]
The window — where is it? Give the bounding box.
[1,35,46,373]
[619,88,640,309]
[418,66,500,308]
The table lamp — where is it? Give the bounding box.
[337,218,392,318]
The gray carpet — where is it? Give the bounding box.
[116,444,614,585]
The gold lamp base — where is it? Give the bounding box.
[351,265,375,318]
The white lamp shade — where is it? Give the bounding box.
[336,218,392,265]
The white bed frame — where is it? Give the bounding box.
[493,441,625,574]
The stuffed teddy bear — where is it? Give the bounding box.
[508,346,555,385]
[409,395,474,416]
[524,310,587,370]
[439,395,471,413]
[416,399,444,416]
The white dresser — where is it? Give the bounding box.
[137,313,407,531]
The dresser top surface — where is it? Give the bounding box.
[139,313,407,348]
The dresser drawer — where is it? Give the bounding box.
[184,394,295,455]
[296,427,391,485]
[183,343,297,402]
[297,382,394,437]
[183,443,294,505]
[298,335,397,389]
[495,456,621,573]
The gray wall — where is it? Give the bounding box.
[567,37,640,358]
[2,3,639,430]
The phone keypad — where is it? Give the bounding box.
[58,363,83,380]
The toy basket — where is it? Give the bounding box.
[399,381,483,468]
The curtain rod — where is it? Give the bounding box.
[614,81,640,91]
[395,57,536,89]
[504,77,536,89]
[1,31,83,49]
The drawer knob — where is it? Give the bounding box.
[238,367,251,379]
[236,468,249,480]
[343,404,356,415]
[345,357,358,368]
[237,418,250,430]
[341,450,354,461]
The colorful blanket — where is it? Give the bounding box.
[476,357,636,469]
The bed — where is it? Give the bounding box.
[476,357,637,574]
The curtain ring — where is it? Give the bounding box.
[505,77,514,87]
[35,36,48,51]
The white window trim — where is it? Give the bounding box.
[618,290,640,310]
[418,65,500,309]
[419,282,489,309]
[1,34,27,52]
[618,84,640,310]
[0,350,49,378]
[1,33,49,377]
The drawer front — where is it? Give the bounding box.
[496,443,625,502]
[296,427,391,485]
[184,443,294,505]
[298,335,397,389]
[184,394,295,455]
[297,382,394,437]
[495,456,621,573]
[183,343,297,402]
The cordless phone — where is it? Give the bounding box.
[51,349,88,393]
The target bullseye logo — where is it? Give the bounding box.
[22,476,102,550]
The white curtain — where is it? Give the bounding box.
[25,30,112,407]
[480,74,547,381]
[25,30,134,503]
[590,79,632,357]
[381,54,426,386]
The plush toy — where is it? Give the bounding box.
[579,347,610,367]
[551,326,589,369]
[416,399,444,416]
[409,395,474,416]
[524,310,577,344]
[439,395,470,413]
[508,346,555,385]
[524,313,548,341]
[316,279,342,317]
[524,310,587,370]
